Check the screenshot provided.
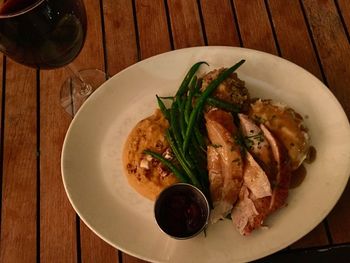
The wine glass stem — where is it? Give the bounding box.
[66,64,93,96]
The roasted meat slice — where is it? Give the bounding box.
[207,145,223,204]
[205,109,244,223]
[232,122,292,235]
[231,186,259,235]
[260,124,291,212]
[243,152,272,199]
[231,152,272,235]
[238,113,275,180]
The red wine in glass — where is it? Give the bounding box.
[0,0,107,115]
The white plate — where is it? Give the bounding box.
[61,46,350,262]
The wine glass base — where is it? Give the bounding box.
[60,69,108,116]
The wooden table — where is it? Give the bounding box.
[1,0,349,262]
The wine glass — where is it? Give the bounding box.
[0,0,107,115]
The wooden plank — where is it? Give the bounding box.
[40,67,77,262]
[327,183,350,244]
[121,1,171,262]
[233,0,277,54]
[337,0,350,36]
[266,0,329,248]
[123,253,149,263]
[136,0,171,59]
[235,0,329,249]
[259,244,350,261]
[268,0,322,79]
[200,0,240,46]
[0,59,37,262]
[301,0,350,244]
[76,0,119,262]
[290,224,329,249]
[95,1,140,261]
[100,1,143,261]
[103,0,138,76]
[80,222,119,263]
[302,0,350,117]
[167,0,204,48]
[74,0,104,70]
[40,0,117,261]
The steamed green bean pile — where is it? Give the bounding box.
[144,59,245,197]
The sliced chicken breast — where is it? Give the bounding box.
[231,152,272,235]
[205,109,244,223]
[238,113,275,180]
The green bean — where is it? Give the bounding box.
[183,60,245,152]
[156,95,170,120]
[190,136,207,161]
[175,128,196,168]
[165,130,202,189]
[158,96,174,100]
[185,78,207,152]
[207,97,241,112]
[170,101,183,147]
[193,93,241,113]
[188,147,210,200]
[178,96,187,139]
[194,125,206,151]
[188,142,206,168]
[143,150,189,183]
[169,98,196,170]
[176,61,208,97]
[184,76,197,124]
[194,78,202,93]
[191,79,207,151]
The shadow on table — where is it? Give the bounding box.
[255,244,350,263]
